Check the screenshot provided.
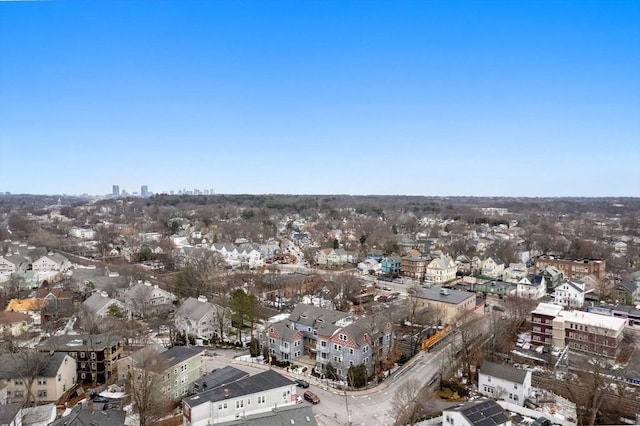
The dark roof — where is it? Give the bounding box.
[412,287,475,305]
[185,369,294,408]
[194,366,249,392]
[158,346,204,367]
[479,361,529,384]
[49,407,126,426]
[619,280,638,293]
[448,400,510,426]
[0,403,22,425]
[216,404,318,426]
[0,352,70,380]
[36,333,122,351]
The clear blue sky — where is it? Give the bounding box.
[1,0,639,197]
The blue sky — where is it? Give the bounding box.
[0,0,639,197]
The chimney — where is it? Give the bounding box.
[223,388,230,398]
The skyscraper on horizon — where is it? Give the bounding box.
[141,185,149,197]
[112,185,119,197]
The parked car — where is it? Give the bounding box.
[295,379,310,388]
[303,390,320,404]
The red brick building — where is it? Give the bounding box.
[534,255,606,281]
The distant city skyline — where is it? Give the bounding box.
[1,1,638,197]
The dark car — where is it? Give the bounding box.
[295,379,310,388]
[303,390,320,404]
[532,417,552,426]
[92,396,110,403]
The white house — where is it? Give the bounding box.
[31,253,72,273]
[481,257,505,278]
[478,361,531,406]
[516,275,547,300]
[174,296,228,341]
[125,281,177,318]
[442,399,510,426]
[81,291,127,318]
[554,279,586,309]
[182,369,298,426]
[502,263,528,283]
[0,255,30,275]
[424,255,457,284]
[358,258,381,275]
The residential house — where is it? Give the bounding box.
[554,280,586,309]
[115,344,166,383]
[0,352,76,405]
[442,400,510,426]
[35,287,74,321]
[516,275,546,300]
[530,303,563,347]
[131,346,204,401]
[357,258,381,275]
[455,255,472,275]
[192,366,249,394]
[124,281,176,318]
[48,406,126,426]
[0,311,33,336]
[538,266,564,292]
[81,291,127,319]
[36,333,124,385]
[31,253,71,273]
[502,263,528,283]
[0,255,30,275]
[175,296,228,341]
[613,280,640,305]
[401,256,428,280]
[315,248,349,267]
[408,288,476,324]
[481,257,505,278]
[182,369,300,426]
[552,310,626,359]
[265,319,303,363]
[477,361,531,406]
[535,255,606,281]
[380,256,402,277]
[424,256,457,284]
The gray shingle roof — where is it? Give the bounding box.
[36,333,122,351]
[194,365,250,392]
[82,292,117,314]
[288,304,350,328]
[175,297,217,323]
[184,369,294,408]
[0,352,70,379]
[479,361,529,384]
[0,403,22,425]
[216,404,318,426]
[49,407,126,426]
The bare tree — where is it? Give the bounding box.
[129,348,173,426]
[391,379,427,426]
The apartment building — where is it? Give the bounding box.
[400,256,428,280]
[535,255,606,281]
[530,303,563,347]
[552,310,626,359]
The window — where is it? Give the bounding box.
[349,348,354,355]
[14,379,23,386]
[80,352,86,358]
[363,345,369,353]
[37,390,47,398]
[339,334,348,341]
[236,400,244,408]
[38,378,47,385]
[258,395,265,404]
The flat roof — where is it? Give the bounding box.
[532,302,563,317]
[412,287,475,305]
[558,310,626,331]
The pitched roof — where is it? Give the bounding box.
[194,365,249,392]
[0,352,71,379]
[37,333,122,351]
[269,319,302,341]
[288,304,350,328]
[184,369,294,408]
[82,292,119,314]
[0,403,22,425]
[49,407,126,426]
[479,361,529,384]
[5,298,47,312]
[175,297,216,323]
[0,310,32,324]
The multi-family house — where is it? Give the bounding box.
[182,369,306,426]
[424,255,457,284]
[530,303,563,347]
[0,352,76,404]
[554,280,586,309]
[502,263,528,283]
[538,265,564,292]
[35,287,74,312]
[0,255,30,275]
[316,248,349,267]
[357,258,381,275]
[192,366,249,394]
[552,310,626,359]
[31,253,71,273]
[82,291,127,319]
[265,319,304,362]
[175,296,228,341]
[36,333,124,385]
[535,255,606,281]
[477,361,531,406]
[481,257,504,278]
[614,280,640,305]
[516,275,546,300]
[442,400,510,426]
[124,281,176,318]
[455,255,472,275]
[401,256,428,280]
[131,346,204,400]
[0,311,33,336]
[381,256,402,277]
